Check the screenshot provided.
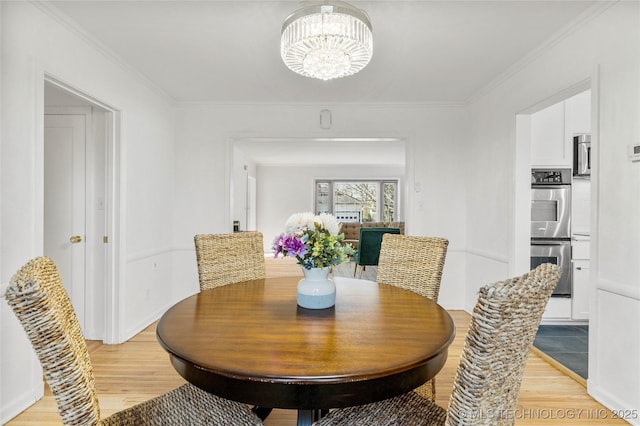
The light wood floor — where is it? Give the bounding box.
[6,256,624,425]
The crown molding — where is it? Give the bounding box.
[32,1,176,106]
[465,1,617,106]
[31,0,612,111]
[28,1,465,110]
[174,100,466,109]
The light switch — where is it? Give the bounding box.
[628,143,640,162]
[320,109,332,129]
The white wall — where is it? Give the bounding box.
[0,2,4,418]
[257,163,405,251]
[172,104,468,310]
[466,1,640,418]
[6,0,636,422]
[1,2,177,422]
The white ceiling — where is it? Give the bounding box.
[46,0,595,165]
[49,0,595,104]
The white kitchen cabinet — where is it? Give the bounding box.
[572,236,590,259]
[531,101,570,167]
[572,179,591,235]
[572,259,591,320]
[565,90,591,137]
[567,90,591,321]
[530,90,590,169]
[542,297,572,321]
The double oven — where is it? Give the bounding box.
[530,168,572,297]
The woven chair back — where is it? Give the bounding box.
[377,234,449,302]
[445,263,561,426]
[194,231,266,291]
[5,257,101,425]
[376,234,448,401]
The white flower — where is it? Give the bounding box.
[284,212,340,235]
[318,213,340,235]
[284,212,317,235]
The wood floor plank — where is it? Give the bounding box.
[6,256,624,425]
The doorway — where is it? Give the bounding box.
[515,86,592,319]
[514,83,593,382]
[43,80,117,341]
[228,137,408,249]
[247,175,257,231]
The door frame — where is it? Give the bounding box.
[225,136,412,239]
[247,175,257,230]
[40,75,122,343]
[512,79,592,277]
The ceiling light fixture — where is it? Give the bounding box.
[280,1,373,81]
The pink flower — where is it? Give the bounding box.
[282,235,307,257]
[272,233,307,258]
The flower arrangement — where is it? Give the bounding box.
[273,212,354,270]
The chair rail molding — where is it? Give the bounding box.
[466,247,509,264]
[596,278,640,302]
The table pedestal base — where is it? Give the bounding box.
[298,409,328,426]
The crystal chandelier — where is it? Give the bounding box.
[280,1,373,81]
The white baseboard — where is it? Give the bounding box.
[1,387,44,425]
[123,304,174,343]
[588,380,640,425]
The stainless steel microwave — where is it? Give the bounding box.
[574,134,591,177]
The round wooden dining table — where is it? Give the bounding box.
[156,276,455,425]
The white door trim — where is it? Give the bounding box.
[43,75,122,344]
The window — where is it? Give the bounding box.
[315,180,399,222]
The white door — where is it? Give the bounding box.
[44,114,86,330]
[247,175,257,231]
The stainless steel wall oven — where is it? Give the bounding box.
[531,168,572,297]
[530,240,571,296]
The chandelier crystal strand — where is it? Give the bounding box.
[281,1,373,80]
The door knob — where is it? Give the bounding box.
[70,235,82,244]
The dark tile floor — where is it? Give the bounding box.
[533,325,589,379]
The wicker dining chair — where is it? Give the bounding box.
[194,231,266,291]
[314,263,561,426]
[376,234,449,401]
[5,257,264,426]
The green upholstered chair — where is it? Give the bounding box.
[353,227,401,277]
